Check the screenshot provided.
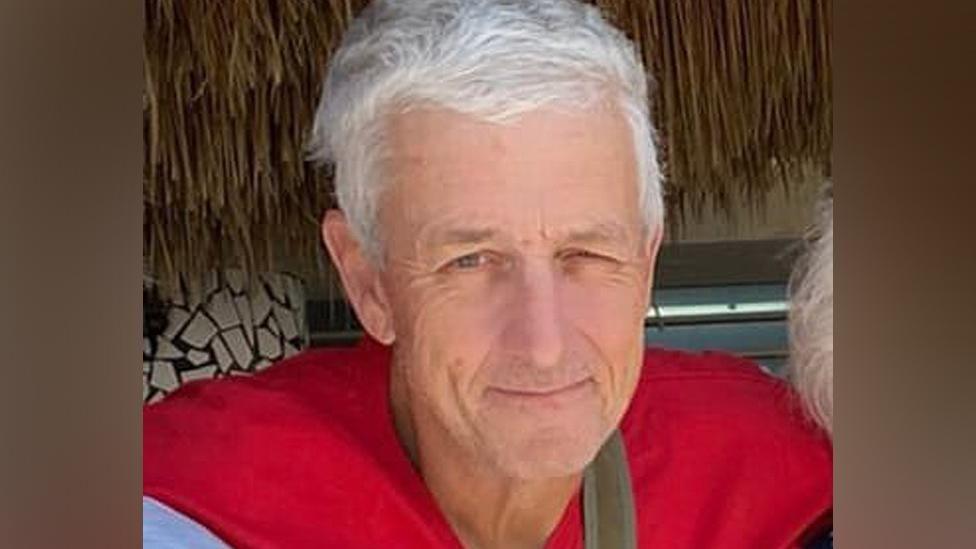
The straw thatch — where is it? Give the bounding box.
[144,0,831,295]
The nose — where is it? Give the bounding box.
[504,259,566,370]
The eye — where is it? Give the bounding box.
[454,253,485,269]
[563,249,610,262]
[559,249,624,272]
[444,251,496,272]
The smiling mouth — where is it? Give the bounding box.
[489,378,594,398]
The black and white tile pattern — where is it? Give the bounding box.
[143,271,308,403]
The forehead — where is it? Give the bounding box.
[381,105,642,247]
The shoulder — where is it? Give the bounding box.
[625,347,814,438]
[143,341,393,494]
[621,347,832,546]
[623,346,829,462]
[143,341,403,543]
[640,345,780,382]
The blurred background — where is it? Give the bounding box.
[142,0,831,403]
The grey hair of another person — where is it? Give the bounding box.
[788,184,833,436]
[307,0,663,264]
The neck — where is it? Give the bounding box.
[390,370,580,549]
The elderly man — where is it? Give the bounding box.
[143,1,831,547]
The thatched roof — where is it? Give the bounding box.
[144,0,831,294]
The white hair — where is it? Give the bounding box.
[308,0,663,263]
[788,185,833,435]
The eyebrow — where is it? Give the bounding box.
[426,227,500,249]
[424,220,632,250]
[560,221,631,246]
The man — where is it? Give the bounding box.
[143,1,832,547]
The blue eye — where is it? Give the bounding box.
[452,252,486,270]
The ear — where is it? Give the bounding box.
[645,223,664,270]
[321,210,396,345]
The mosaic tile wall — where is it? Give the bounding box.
[143,271,308,404]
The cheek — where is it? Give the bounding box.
[564,281,647,391]
[569,275,646,341]
[395,279,508,396]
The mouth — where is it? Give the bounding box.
[487,378,595,401]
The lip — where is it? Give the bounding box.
[486,378,596,407]
[491,378,592,397]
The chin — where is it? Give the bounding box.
[485,421,611,479]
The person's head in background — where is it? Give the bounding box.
[309,0,663,481]
[788,184,833,437]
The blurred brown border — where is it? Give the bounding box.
[836,0,976,547]
[0,0,143,546]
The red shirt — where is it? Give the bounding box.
[144,338,832,548]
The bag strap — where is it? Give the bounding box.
[582,429,637,549]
